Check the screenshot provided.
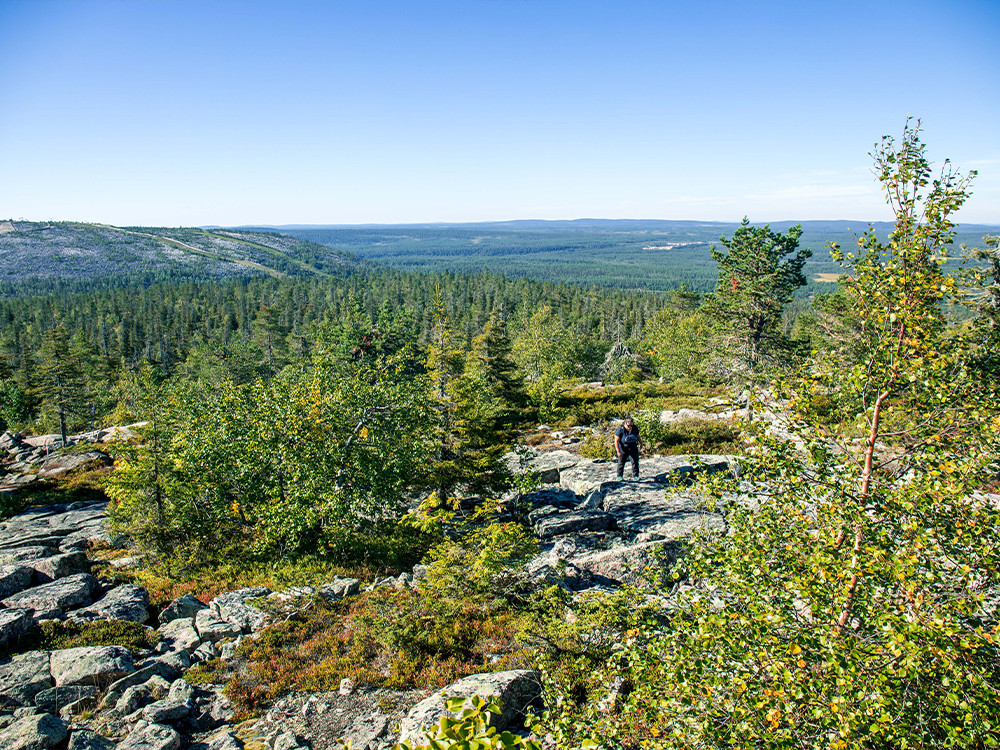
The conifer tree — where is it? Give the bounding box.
[703,219,810,377]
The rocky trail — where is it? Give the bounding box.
[0,420,738,750]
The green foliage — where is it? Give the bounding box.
[422,522,539,603]
[391,696,542,750]
[7,619,160,658]
[702,218,811,378]
[569,121,1000,749]
[641,288,715,383]
[0,377,31,431]
[512,305,594,415]
[631,414,742,456]
[577,429,616,460]
[107,347,436,563]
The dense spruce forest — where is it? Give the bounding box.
[1,125,999,750]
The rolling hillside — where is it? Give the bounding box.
[0,221,364,296]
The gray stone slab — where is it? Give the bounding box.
[0,565,33,598]
[158,594,207,625]
[69,584,149,624]
[2,573,99,614]
[508,449,582,482]
[103,661,181,706]
[116,722,181,750]
[0,651,53,708]
[534,509,616,539]
[0,547,59,566]
[0,608,32,647]
[25,552,90,585]
[603,484,724,537]
[50,645,135,687]
[0,711,67,750]
[67,727,116,750]
[559,460,619,495]
[157,618,200,652]
[193,609,240,643]
[33,685,97,714]
[572,540,686,588]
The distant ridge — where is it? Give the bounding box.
[0,221,363,295]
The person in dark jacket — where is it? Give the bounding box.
[615,415,640,480]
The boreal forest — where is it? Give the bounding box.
[0,123,999,750]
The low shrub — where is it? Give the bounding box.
[7,619,160,658]
[633,415,742,455]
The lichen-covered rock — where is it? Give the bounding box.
[158,617,201,652]
[572,540,685,588]
[67,727,116,750]
[33,685,97,714]
[1,573,99,614]
[27,551,91,585]
[507,449,581,483]
[0,565,33,598]
[317,577,360,600]
[50,645,134,687]
[116,722,181,750]
[158,594,206,625]
[141,699,190,724]
[533,509,615,538]
[203,730,242,750]
[37,452,111,479]
[0,607,32,647]
[103,660,182,707]
[399,670,541,745]
[69,583,149,623]
[194,608,240,643]
[210,587,271,633]
[0,547,59,566]
[0,651,53,707]
[602,485,724,537]
[0,711,68,750]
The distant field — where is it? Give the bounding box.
[267,219,998,295]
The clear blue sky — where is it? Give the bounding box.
[1,0,998,226]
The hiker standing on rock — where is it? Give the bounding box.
[615,415,640,480]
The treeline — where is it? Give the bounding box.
[0,268,670,435]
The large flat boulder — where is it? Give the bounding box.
[0,547,59,565]
[194,608,241,643]
[399,670,541,746]
[559,460,618,496]
[0,712,68,750]
[158,617,201,652]
[69,584,149,623]
[34,685,98,714]
[0,651,53,707]
[158,594,207,625]
[507,449,582,483]
[67,727,115,750]
[25,551,90,584]
[37,452,111,479]
[602,484,723,537]
[640,454,735,484]
[50,645,135,687]
[534,509,615,539]
[2,573,100,614]
[572,540,686,588]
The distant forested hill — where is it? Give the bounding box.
[0,221,362,296]
[265,219,999,294]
